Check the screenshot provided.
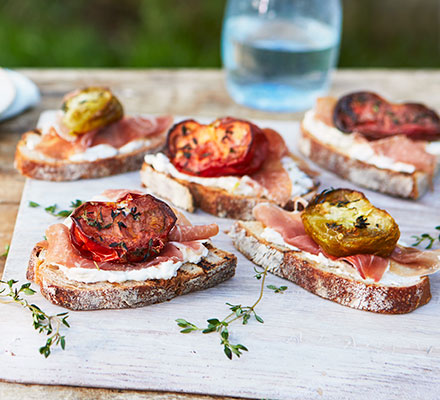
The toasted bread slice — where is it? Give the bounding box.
[140,156,318,220]
[27,242,236,311]
[230,221,431,314]
[15,130,166,181]
[300,124,436,199]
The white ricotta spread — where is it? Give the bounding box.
[145,152,314,199]
[31,110,155,162]
[260,227,421,287]
[57,241,208,284]
[260,227,299,251]
[281,157,315,197]
[302,110,416,173]
[426,140,440,156]
[69,144,118,162]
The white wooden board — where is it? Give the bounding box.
[1,119,440,400]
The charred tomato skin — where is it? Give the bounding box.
[302,188,400,258]
[166,117,268,177]
[70,193,177,263]
[333,91,440,141]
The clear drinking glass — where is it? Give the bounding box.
[221,0,342,112]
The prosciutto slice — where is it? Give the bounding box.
[340,254,389,282]
[254,204,388,280]
[35,115,172,160]
[370,135,436,177]
[314,96,337,126]
[253,203,319,254]
[389,245,440,277]
[250,128,293,206]
[41,219,216,278]
[169,224,219,242]
[42,223,185,272]
[91,115,173,148]
[34,127,96,160]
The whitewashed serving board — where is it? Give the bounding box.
[1,119,440,400]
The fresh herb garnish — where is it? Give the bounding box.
[326,222,342,230]
[266,285,288,294]
[70,199,83,208]
[1,244,10,258]
[130,207,141,220]
[411,226,440,249]
[0,279,70,357]
[176,265,284,360]
[354,215,369,229]
[45,204,57,214]
[29,199,83,219]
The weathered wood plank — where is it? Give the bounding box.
[1,116,439,400]
[1,69,440,399]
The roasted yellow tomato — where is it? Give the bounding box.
[61,87,123,135]
[302,189,400,257]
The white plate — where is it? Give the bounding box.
[0,69,40,121]
[0,68,16,115]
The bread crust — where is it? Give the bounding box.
[140,162,318,221]
[299,124,432,199]
[230,221,431,314]
[27,242,236,311]
[15,131,166,181]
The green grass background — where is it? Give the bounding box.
[1,0,438,68]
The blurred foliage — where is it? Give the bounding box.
[0,0,438,68]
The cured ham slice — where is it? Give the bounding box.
[34,115,172,160]
[262,128,289,159]
[370,135,436,177]
[92,115,173,148]
[253,203,320,254]
[99,189,146,202]
[42,223,185,272]
[34,127,96,160]
[251,158,292,206]
[169,223,219,242]
[253,203,388,281]
[389,245,440,276]
[95,190,218,242]
[253,203,305,237]
[314,96,337,126]
[251,128,292,206]
[340,254,389,282]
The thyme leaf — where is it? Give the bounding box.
[29,199,83,219]
[1,244,10,258]
[0,279,70,357]
[354,215,369,229]
[411,226,440,249]
[266,285,288,294]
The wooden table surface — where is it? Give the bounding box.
[1,68,440,399]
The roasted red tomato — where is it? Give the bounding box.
[70,193,177,263]
[333,91,440,141]
[166,117,268,177]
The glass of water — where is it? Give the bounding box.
[221,0,342,112]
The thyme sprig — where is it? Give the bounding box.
[0,279,70,357]
[411,226,440,249]
[29,199,83,218]
[176,264,282,360]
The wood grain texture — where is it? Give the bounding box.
[1,114,440,400]
[1,69,440,399]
